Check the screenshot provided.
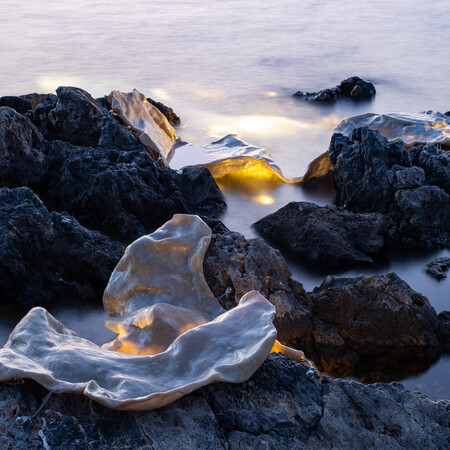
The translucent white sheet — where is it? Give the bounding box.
[0,215,277,410]
[170,134,333,183]
[335,111,450,148]
[108,89,177,163]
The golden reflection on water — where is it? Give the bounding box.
[207,113,339,140]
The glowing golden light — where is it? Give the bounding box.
[266,91,278,97]
[256,195,274,205]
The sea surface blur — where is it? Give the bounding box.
[0,0,449,399]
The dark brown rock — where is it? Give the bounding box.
[203,219,312,347]
[308,272,441,379]
[425,257,450,280]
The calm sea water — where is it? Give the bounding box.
[0,0,449,399]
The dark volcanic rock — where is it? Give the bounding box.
[294,76,376,103]
[425,257,450,280]
[0,187,124,311]
[147,97,181,126]
[0,93,51,114]
[1,354,448,449]
[308,273,441,379]
[329,127,450,248]
[203,219,313,347]
[253,201,392,267]
[0,107,45,187]
[338,76,376,100]
[294,87,340,104]
[409,144,450,194]
[438,311,450,353]
[0,86,226,242]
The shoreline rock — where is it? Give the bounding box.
[0,186,124,313]
[0,354,448,448]
[0,87,226,242]
[252,201,392,267]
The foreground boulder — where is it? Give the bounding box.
[0,87,226,242]
[203,219,313,346]
[307,273,441,379]
[329,127,450,248]
[0,186,124,312]
[294,76,376,103]
[0,354,448,449]
[252,202,392,267]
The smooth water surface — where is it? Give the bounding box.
[0,0,449,399]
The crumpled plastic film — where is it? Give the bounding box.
[108,89,177,163]
[335,111,450,148]
[0,215,278,411]
[170,134,333,183]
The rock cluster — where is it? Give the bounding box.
[0,87,225,307]
[294,76,376,103]
[0,354,448,449]
[203,221,448,380]
[330,128,450,248]
[254,128,450,268]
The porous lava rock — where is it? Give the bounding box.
[0,354,448,449]
[425,256,450,280]
[409,144,450,194]
[329,127,450,248]
[294,76,376,103]
[0,86,226,242]
[0,186,124,312]
[252,201,393,267]
[307,272,441,379]
[203,219,313,346]
[0,93,53,114]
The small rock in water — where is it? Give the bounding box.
[293,76,375,103]
[425,257,450,279]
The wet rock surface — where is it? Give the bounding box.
[0,354,448,449]
[0,186,124,312]
[329,127,450,248]
[252,201,392,267]
[0,93,53,114]
[0,86,225,242]
[204,221,445,380]
[307,273,441,379]
[425,256,450,280]
[294,76,376,103]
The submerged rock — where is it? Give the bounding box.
[307,272,441,379]
[0,354,448,448]
[252,201,392,267]
[425,257,450,280]
[294,76,376,103]
[0,86,226,242]
[0,186,124,311]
